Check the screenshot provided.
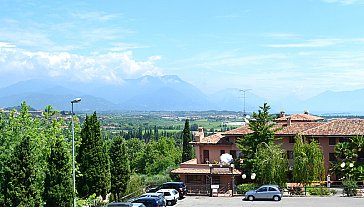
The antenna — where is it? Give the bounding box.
[240,89,251,117]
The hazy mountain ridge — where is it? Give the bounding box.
[1,76,364,114]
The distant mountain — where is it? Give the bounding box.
[2,76,364,114]
[208,88,265,112]
[301,89,364,115]
[0,81,118,111]
[0,75,214,111]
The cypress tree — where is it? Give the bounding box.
[109,136,131,201]
[182,119,193,162]
[44,121,73,207]
[2,135,42,207]
[77,112,111,199]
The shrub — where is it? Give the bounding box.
[307,187,331,196]
[342,179,357,197]
[236,183,257,194]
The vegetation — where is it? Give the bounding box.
[44,119,73,207]
[293,134,325,186]
[331,136,364,181]
[307,187,331,196]
[77,112,111,199]
[109,136,131,201]
[254,143,288,186]
[182,119,193,162]
[236,103,280,174]
[236,183,257,194]
[342,179,357,197]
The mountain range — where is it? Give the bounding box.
[0,75,363,114]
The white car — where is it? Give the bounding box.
[156,189,179,206]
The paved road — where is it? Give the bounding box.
[175,196,364,207]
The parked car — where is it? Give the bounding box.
[132,203,146,207]
[244,185,283,201]
[139,192,166,206]
[131,197,164,207]
[156,189,179,206]
[159,182,187,199]
[107,202,133,207]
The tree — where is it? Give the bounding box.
[77,112,111,199]
[0,102,47,206]
[182,119,193,162]
[44,119,73,207]
[2,135,42,206]
[331,136,364,181]
[254,143,288,186]
[293,134,325,185]
[109,136,131,201]
[142,137,181,175]
[125,138,146,173]
[236,103,279,173]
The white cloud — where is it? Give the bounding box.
[0,42,16,48]
[265,38,340,48]
[322,0,364,5]
[0,45,162,85]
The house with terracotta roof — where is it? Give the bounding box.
[172,112,364,195]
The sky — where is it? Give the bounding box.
[1,0,364,100]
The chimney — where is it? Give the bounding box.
[287,117,292,126]
[194,127,204,142]
[279,111,285,118]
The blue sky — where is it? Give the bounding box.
[1,0,364,100]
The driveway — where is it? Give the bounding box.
[175,196,364,207]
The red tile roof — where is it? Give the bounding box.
[276,114,324,122]
[302,119,364,136]
[276,122,325,135]
[223,126,252,135]
[193,119,364,145]
[192,133,233,144]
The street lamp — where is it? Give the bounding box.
[71,98,81,207]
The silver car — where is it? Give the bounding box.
[244,185,282,201]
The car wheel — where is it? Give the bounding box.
[247,195,254,201]
[273,195,281,201]
[167,200,172,206]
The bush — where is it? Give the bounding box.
[236,183,257,194]
[307,187,331,196]
[342,179,357,197]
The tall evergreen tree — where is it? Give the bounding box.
[236,103,279,173]
[77,112,111,199]
[2,135,42,207]
[109,136,131,201]
[44,120,73,207]
[182,119,193,162]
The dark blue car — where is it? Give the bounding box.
[132,197,164,207]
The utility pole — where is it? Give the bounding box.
[240,89,251,117]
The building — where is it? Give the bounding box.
[172,112,364,195]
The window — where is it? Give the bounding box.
[269,187,278,192]
[203,150,209,163]
[187,175,204,184]
[212,176,220,185]
[220,150,225,155]
[329,137,336,146]
[339,137,348,143]
[329,153,336,162]
[257,187,267,192]
[230,150,237,159]
[289,136,295,143]
[287,151,294,159]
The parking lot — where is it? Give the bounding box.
[175,196,364,207]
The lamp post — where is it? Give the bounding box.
[71,98,81,207]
